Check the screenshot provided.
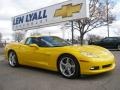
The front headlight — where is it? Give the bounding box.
[80,52,99,58]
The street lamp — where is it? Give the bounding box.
[71,21,74,44]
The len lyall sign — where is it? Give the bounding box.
[12,0,89,31]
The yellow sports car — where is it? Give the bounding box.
[5,36,115,78]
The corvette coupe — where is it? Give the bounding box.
[5,36,115,79]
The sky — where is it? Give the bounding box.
[0,0,120,41]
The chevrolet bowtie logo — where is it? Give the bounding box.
[54,3,83,18]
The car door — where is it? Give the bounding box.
[19,37,38,65]
[99,38,115,49]
[111,38,119,49]
[33,47,51,68]
[19,37,51,68]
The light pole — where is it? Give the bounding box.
[71,21,74,44]
[106,0,109,37]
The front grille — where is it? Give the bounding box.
[102,64,112,68]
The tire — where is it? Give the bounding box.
[8,51,19,67]
[57,55,80,79]
[118,45,120,51]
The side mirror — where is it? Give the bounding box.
[29,44,39,49]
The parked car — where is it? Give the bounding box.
[5,36,115,79]
[89,37,120,50]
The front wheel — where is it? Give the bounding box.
[58,55,80,79]
[8,51,19,67]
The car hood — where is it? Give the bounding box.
[63,45,113,58]
[64,45,106,52]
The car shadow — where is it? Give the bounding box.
[3,61,114,80]
[19,65,61,77]
[78,71,114,80]
[20,65,114,80]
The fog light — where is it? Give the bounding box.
[90,67,95,70]
[90,66,99,70]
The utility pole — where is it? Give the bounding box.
[71,21,74,45]
[106,0,109,37]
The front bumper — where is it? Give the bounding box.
[79,58,115,75]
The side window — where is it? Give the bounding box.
[24,37,49,47]
[25,38,32,45]
[102,38,108,42]
[32,38,48,47]
[103,38,114,42]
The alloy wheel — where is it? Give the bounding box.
[59,57,76,77]
[9,52,17,67]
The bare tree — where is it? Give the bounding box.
[30,31,41,36]
[13,31,25,42]
[62,0,115,45]
[87,34,103,44]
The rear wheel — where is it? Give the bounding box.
[58,55,80,79]
[8,51,19,67]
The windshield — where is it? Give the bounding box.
[38,36,71,47]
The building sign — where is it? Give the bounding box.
[12,0,89,31]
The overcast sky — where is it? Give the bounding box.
[0,0,120,41]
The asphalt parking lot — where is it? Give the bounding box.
[0,49,120,90]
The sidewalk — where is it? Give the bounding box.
[0,48,4,61]
[0,48,4,54]
[0,55,4,61]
